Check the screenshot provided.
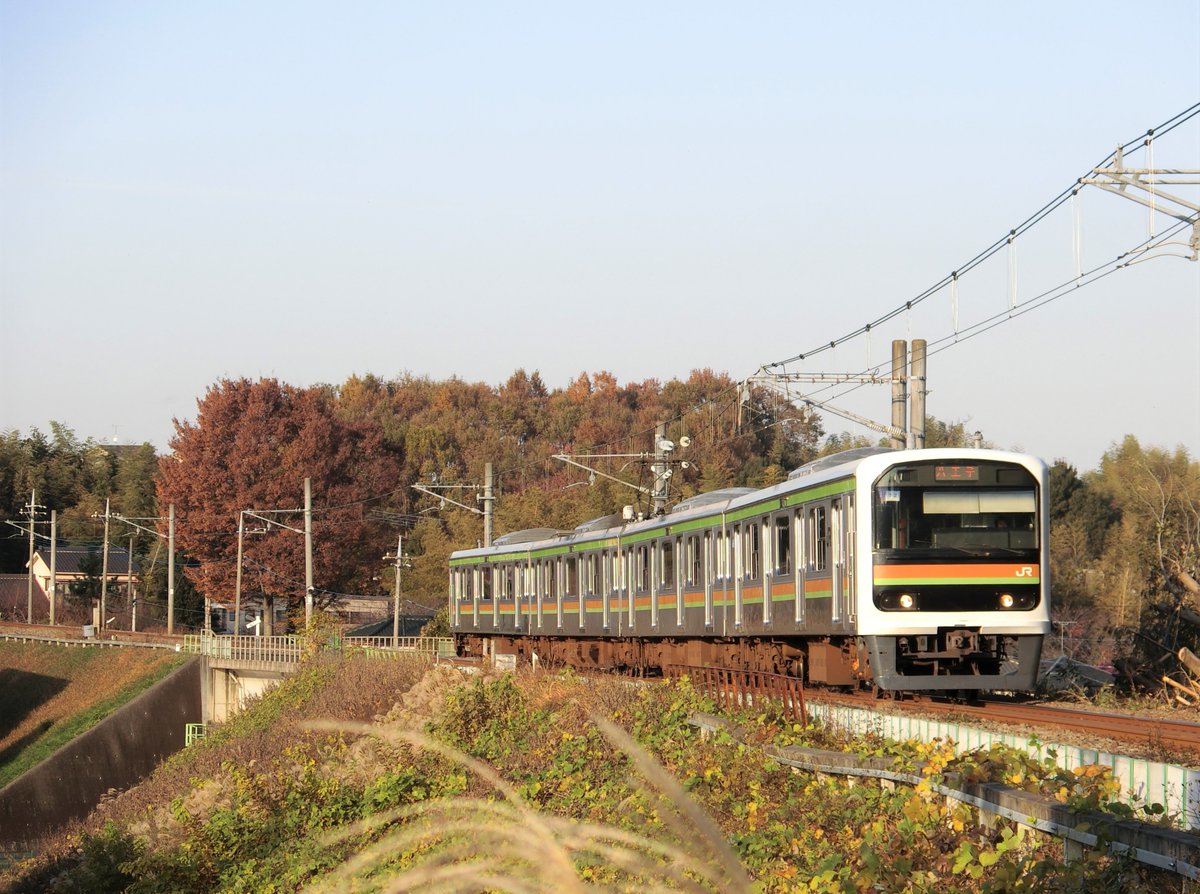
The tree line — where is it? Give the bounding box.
[2,371,1197,681]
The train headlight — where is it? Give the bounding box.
[999,593,1015,609]
[898,593,915,610]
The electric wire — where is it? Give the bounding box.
[764,103,1200,369]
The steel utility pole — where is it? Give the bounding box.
[651,422,670,516]
[109,508,178,634]
[240,486,315,636]
[235,511,245,635]
[482,463,494,548]
[24,489,44,624]
[128,534,136,632]
[167,505,175,635]
[304,477,314,629]
[100,498,111,631]
[385,535,410,647]
[49,511,57,626]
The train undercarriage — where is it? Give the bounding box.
[455,628,1042,693]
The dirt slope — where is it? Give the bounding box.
[0,641,185,788]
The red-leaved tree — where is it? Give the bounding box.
[157,378,402,633]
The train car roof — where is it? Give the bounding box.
[450,447,1047,559]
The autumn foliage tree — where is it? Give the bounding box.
[157,379,402,632]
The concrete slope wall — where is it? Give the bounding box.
[0,656,202,849]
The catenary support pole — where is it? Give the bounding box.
[483,463,494,547]
[49,510,57,626]
[167,504,175,635]
[304,477,314,629]
[129,534,136,632]
[891,341,908,449]
[910,339,927,449]
[100,498,111,631]
[26,489,36,623]
[234,511,244,635]
[392,534,403,647]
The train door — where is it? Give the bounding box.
[807,503,831,626]
[794,510,806,624]
[537,560,546,630]
[843,496,856,625]
[554,556,564,628]
[770,512,794,627]
[613,548,625,635]
[675,537,684,627]
[650,544,659,629]
[831,498,844,625]
[512,564,522,631]
[475,566,482,626]
[732,524,743,628]
[657,539,675,630]
[483,565,496,627]
[601,550,611,631]
[704,530,714,629]
[627,547,636,629]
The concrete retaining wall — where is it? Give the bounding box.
[0,657,202,849]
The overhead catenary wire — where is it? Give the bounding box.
[763,103,1200,370]
[773,215,1195,419]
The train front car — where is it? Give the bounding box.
[854,449,1050,693]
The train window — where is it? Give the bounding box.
[580,554,593,595]
[875,486,1038,553]
[745,522,760,581]
[687,535,702,585]
[660,540,674,586]
[547,560,559,599]
[810,506,828,572]
[636,545,650,592]
[564,557,578,596]
[482,568,494,601]
[775,515,792,574]
[465,568,476,600]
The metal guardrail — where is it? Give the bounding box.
[665,664,808,727]
[0,630,179,651]
[343,636,455,656]
[182,634,303,663]
[180,633,455,664]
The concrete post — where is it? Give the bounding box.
[910,339,927,449]
[891,340,908,449]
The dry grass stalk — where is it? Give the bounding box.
[301,714,752,894]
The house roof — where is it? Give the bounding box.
[31,543,140,576]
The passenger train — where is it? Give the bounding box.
[449,447,1050,693]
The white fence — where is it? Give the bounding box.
[182,633,454,664]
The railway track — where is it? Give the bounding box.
[661,663,1200,757]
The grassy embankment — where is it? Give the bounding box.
[1,649,1175,893]
[0,642,187,790]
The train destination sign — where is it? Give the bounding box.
[934,465,979,481]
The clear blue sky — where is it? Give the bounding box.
[2,1,1198,472]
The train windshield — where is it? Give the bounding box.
[872,463,1039,557]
